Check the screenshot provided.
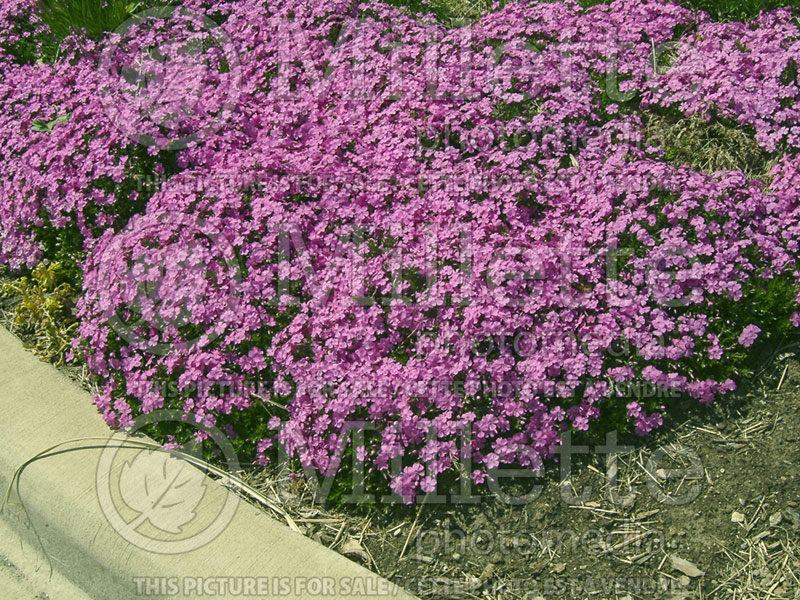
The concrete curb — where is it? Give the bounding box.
[0,327,417,600]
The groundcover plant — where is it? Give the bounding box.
[1,0,799,502]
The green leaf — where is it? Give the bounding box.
[31,120,51,132]
[50,113,71,126]
[30,113,71,133]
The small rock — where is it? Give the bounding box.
[452,553,461,561]
[340,538,368,562]
[785,508,800,528]
[731,511,745,523]
[678,575,690,587]
[530,558,548,574]
[656,469,668,479]
[670,555,704,578]
[769,512,783,527]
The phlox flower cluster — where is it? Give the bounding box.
[1,0,799,501]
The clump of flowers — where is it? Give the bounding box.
[2,0,800,502]
[642,9,800,152]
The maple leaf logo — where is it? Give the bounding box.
[118,450,207,534]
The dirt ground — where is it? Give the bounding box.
[244,356,800,600]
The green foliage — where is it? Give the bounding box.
[394,0,800,24]
[380,0,497,23]
[0,262,78,365]
[644,113,777,182]
[677,0,797,21]
[1,12,40,63]
[706,275,799,369]
[31,112,71,132]
[36,0,131,42]
[33,0,169,60]
[578,0,797,21]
